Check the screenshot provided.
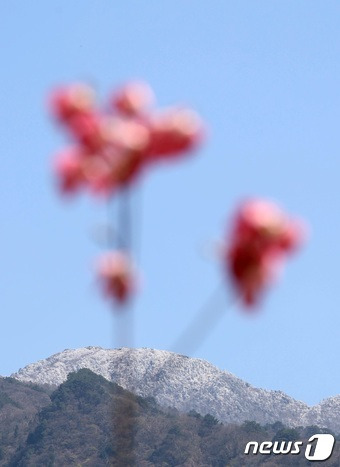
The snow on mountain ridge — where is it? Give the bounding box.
[10,347,340,432]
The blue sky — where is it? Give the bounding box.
[0,1,339,406]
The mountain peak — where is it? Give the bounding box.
[10,347,340,432]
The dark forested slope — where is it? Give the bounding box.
[0,370,338,466]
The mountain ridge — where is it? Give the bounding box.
[5,369,338,466]
[9,346,340,432]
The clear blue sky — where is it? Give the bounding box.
[0,1,339,406]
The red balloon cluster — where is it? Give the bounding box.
[50,82,204,196]
[50,83,306,310]
[224,199,305,307]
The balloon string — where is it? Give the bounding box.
[170,284,235,356]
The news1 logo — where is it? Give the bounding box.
[244,433,335,461]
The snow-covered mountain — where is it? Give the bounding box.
[10,347,340,432]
